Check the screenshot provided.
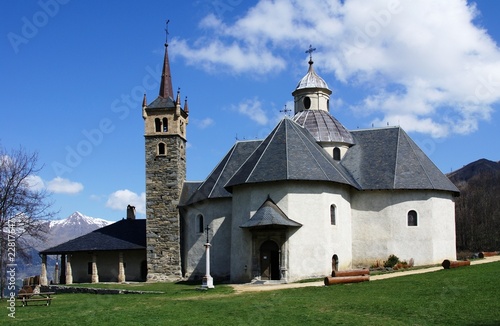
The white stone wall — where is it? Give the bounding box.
[351,190,456,267]
[182,198,232,280]
[229,181,353,283]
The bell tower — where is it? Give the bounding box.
[143,21,188,281]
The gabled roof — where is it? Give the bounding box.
[40,219,146,254]
[225,118,359,189]
[341,127,459,193]
[181,140,262,206]
[240,197,302,229]
[293,110,355,145]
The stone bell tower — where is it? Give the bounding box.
[143,22,189,281]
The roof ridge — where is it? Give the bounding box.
[403,130,436,188]
[207,144,237,199]
[246,119,283,183]
[393,128,401,188]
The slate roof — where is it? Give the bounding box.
[240,197,302,229]
[341,127,460,193]
[40,219,146,254]
[146,96,176,109]
[225,118,359,189]
[293,110,355,145]
[181,140,262,206]
[295,61,330,92]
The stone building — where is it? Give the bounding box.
[143,35,459,283]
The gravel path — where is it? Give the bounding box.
[231,255,500,293]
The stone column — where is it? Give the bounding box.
[40,254,48,286]
[201,243,214,289]
[118,252,126,283]
[54,262,59,285]
[66,255,73,285]
[91,253,99,283]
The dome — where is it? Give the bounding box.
[295,60,330,91]
[293,110,354,145]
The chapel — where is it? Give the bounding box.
[143,35,459,283]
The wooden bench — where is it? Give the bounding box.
[17,292,55,306]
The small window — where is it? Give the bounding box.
[333,147,341,161]
[162,118,168,132]
[197,214,204,233]
[303,96,311,109]
[155,118,161,132]
[158,143,166,156]
[330,204,336,225]
[407,210,418,226]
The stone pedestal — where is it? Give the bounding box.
[40,254,48,286]
[118,252,126,283]
[201,243,214,289]
[66,255,73,285]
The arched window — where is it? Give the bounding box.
[158,142,166,156]
[197,214,204,233]
[162,118,168,132]
[407,210,418,226]
[330,204,336,225]
[155,118,161,132]
[333,147,341,161]
[303,96,311,109]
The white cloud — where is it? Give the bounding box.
[25,175,45,191]
[46,177,84,194]
[172,0,500,138]
[196,117,215,129]
[106,189,145,215]
[232,98,269,125]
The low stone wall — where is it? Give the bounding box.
[43,285,163,295]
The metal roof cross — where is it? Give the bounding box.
[306,44,316,61]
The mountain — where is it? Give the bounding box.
[39,211,112,251]
[14,212,112,281]
[447,158,500,184]
[41,212,113,250]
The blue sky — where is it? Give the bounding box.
[2,0,499,221]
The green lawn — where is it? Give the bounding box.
[4,262,499,325]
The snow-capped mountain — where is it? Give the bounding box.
[39,211,112,251]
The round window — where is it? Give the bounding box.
[303,96,311,109]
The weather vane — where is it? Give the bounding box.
[305,44,316,62]
[165,19,170,45]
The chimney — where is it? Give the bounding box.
[126,205,136,220]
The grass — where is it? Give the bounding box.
[3,262,500,325]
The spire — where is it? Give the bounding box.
[184,96,189,113]
[159,20,174,99]
[175,88,181,106]
[142,93,147,107]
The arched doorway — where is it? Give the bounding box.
[260,240,280,280]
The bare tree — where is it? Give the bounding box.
[0,145,57,298]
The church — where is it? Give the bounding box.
[143,35,459,284]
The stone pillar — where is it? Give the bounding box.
[66,255,73,285]
[54,262,59,285]
[40,254,48,286]
[91,253,99,283]
[201,243,214,289]
[118,252,126,283]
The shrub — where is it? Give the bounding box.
[384,254,400,268]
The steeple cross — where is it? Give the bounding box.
[280,104,292,116]
[305,44,316,61]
